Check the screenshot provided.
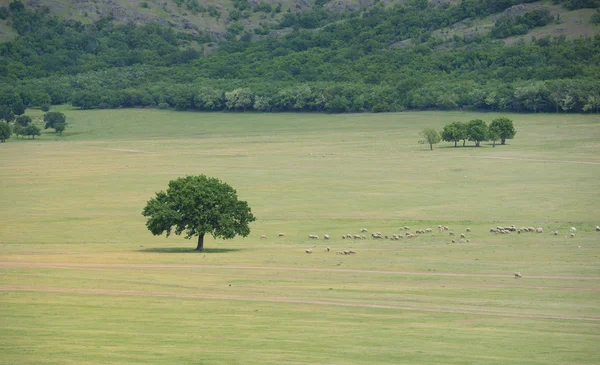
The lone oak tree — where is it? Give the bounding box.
[142,175,256,251]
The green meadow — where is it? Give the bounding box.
[1,108,599,364]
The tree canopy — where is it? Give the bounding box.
[0,121,11,142]
[489,117,516,145]
[441,121,467,147]
[419,128,442,150]
[141,175,256,251]
[467,119,488,147]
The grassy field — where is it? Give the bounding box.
[1,108,599,364]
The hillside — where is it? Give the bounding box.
[0,0,599,115]
[1,0,598,44]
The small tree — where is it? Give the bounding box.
[142,175,256,251]
[0,105,15,123]
[488,124,500,147]
[489,117,516,145]
[441,121,467,147]
[0,121,11,142]
[419,128,441,150]
[13,123,25,139]
[54,121,67,135]
[16,115,32,127]
[467,119,488,147]
[25,124,41,139]
[44,112,66,131]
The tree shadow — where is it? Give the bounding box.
[139,247,242,254]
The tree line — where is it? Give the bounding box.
[420,117,516,150]
[0,1,598,114]
[0,111,67,142]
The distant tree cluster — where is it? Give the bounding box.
[0,106,66,141]
[440,117,516,148]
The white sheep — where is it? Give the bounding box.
[596,226,600,231]
[570,227,577,233]
[360,228,368,232]
[514,272,522,278]
[260,235,267,239]
[536,227,543,233]
[449,232,455,236]
[460,233,465,238]
[278,233,286,237]
[570,233,575,238]
[308,234,319,239]
[324,247,330,252]
[305,248,313,254]
[466,228,471,232]
[324,234,330,240]
[425,228,432,232]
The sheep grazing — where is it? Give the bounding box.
[514,272,522,278]
[552,231,558,236]
[570,227,577,233]
[403,226,410,230]
[324,247,330,252]
[260,235,267,239]
[324,234,330,240]
[278,233,286,237]
[466,228,471,232]
[361,235,367,239]
[570,233,575,238]
[346,234,353,239]
[360,228,368,233]
[342,235,346,239]
[425,228,432,232]
[527,227,535,232]
[596,226,600,231]
[353,234,362,239]
[459,239,465,243]
[444,226,449,231]
[466,239,470,243]
[336,251,344,255]
[308,234,319,239]
[449,232,455,236]
[460,233,466,238]
[536,228,543,233]
[305,249,313,254]
[451,240,456,243]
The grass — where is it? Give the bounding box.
[1,108,599,364]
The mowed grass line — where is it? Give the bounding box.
[1,292,598,365]
[1,108,599,364]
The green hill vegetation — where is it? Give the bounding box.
[0,0,599,115]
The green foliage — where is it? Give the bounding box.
[16,114,31,126]
[489,117,516,145]
[554,0,600,10]
[0,105,15,123]
[441,121,467,147]
[467,119,488,147]
[253,1,272,13]
[419,128,441,150]
[141,175,256,251]
[44,111,66,130]
[491,9,554,39]
[0,121,11,142]
[24,123,40,139]
[12,123,25,138]
[591,12,600,24]
[0,6,9,19]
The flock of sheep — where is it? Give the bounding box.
[258,224,600,256]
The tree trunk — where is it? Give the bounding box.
[493,140,496,147]
[454,141,457,147]
[196,233,205,251]
[501,138,506,145]
[476,141,480,147]
[429,143,433,150]
[462,140,466,147]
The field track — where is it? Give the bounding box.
[2,285,598,322]
[2,261,599,280]
[467,155,600,165]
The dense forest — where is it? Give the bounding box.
[0,0,599,115]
